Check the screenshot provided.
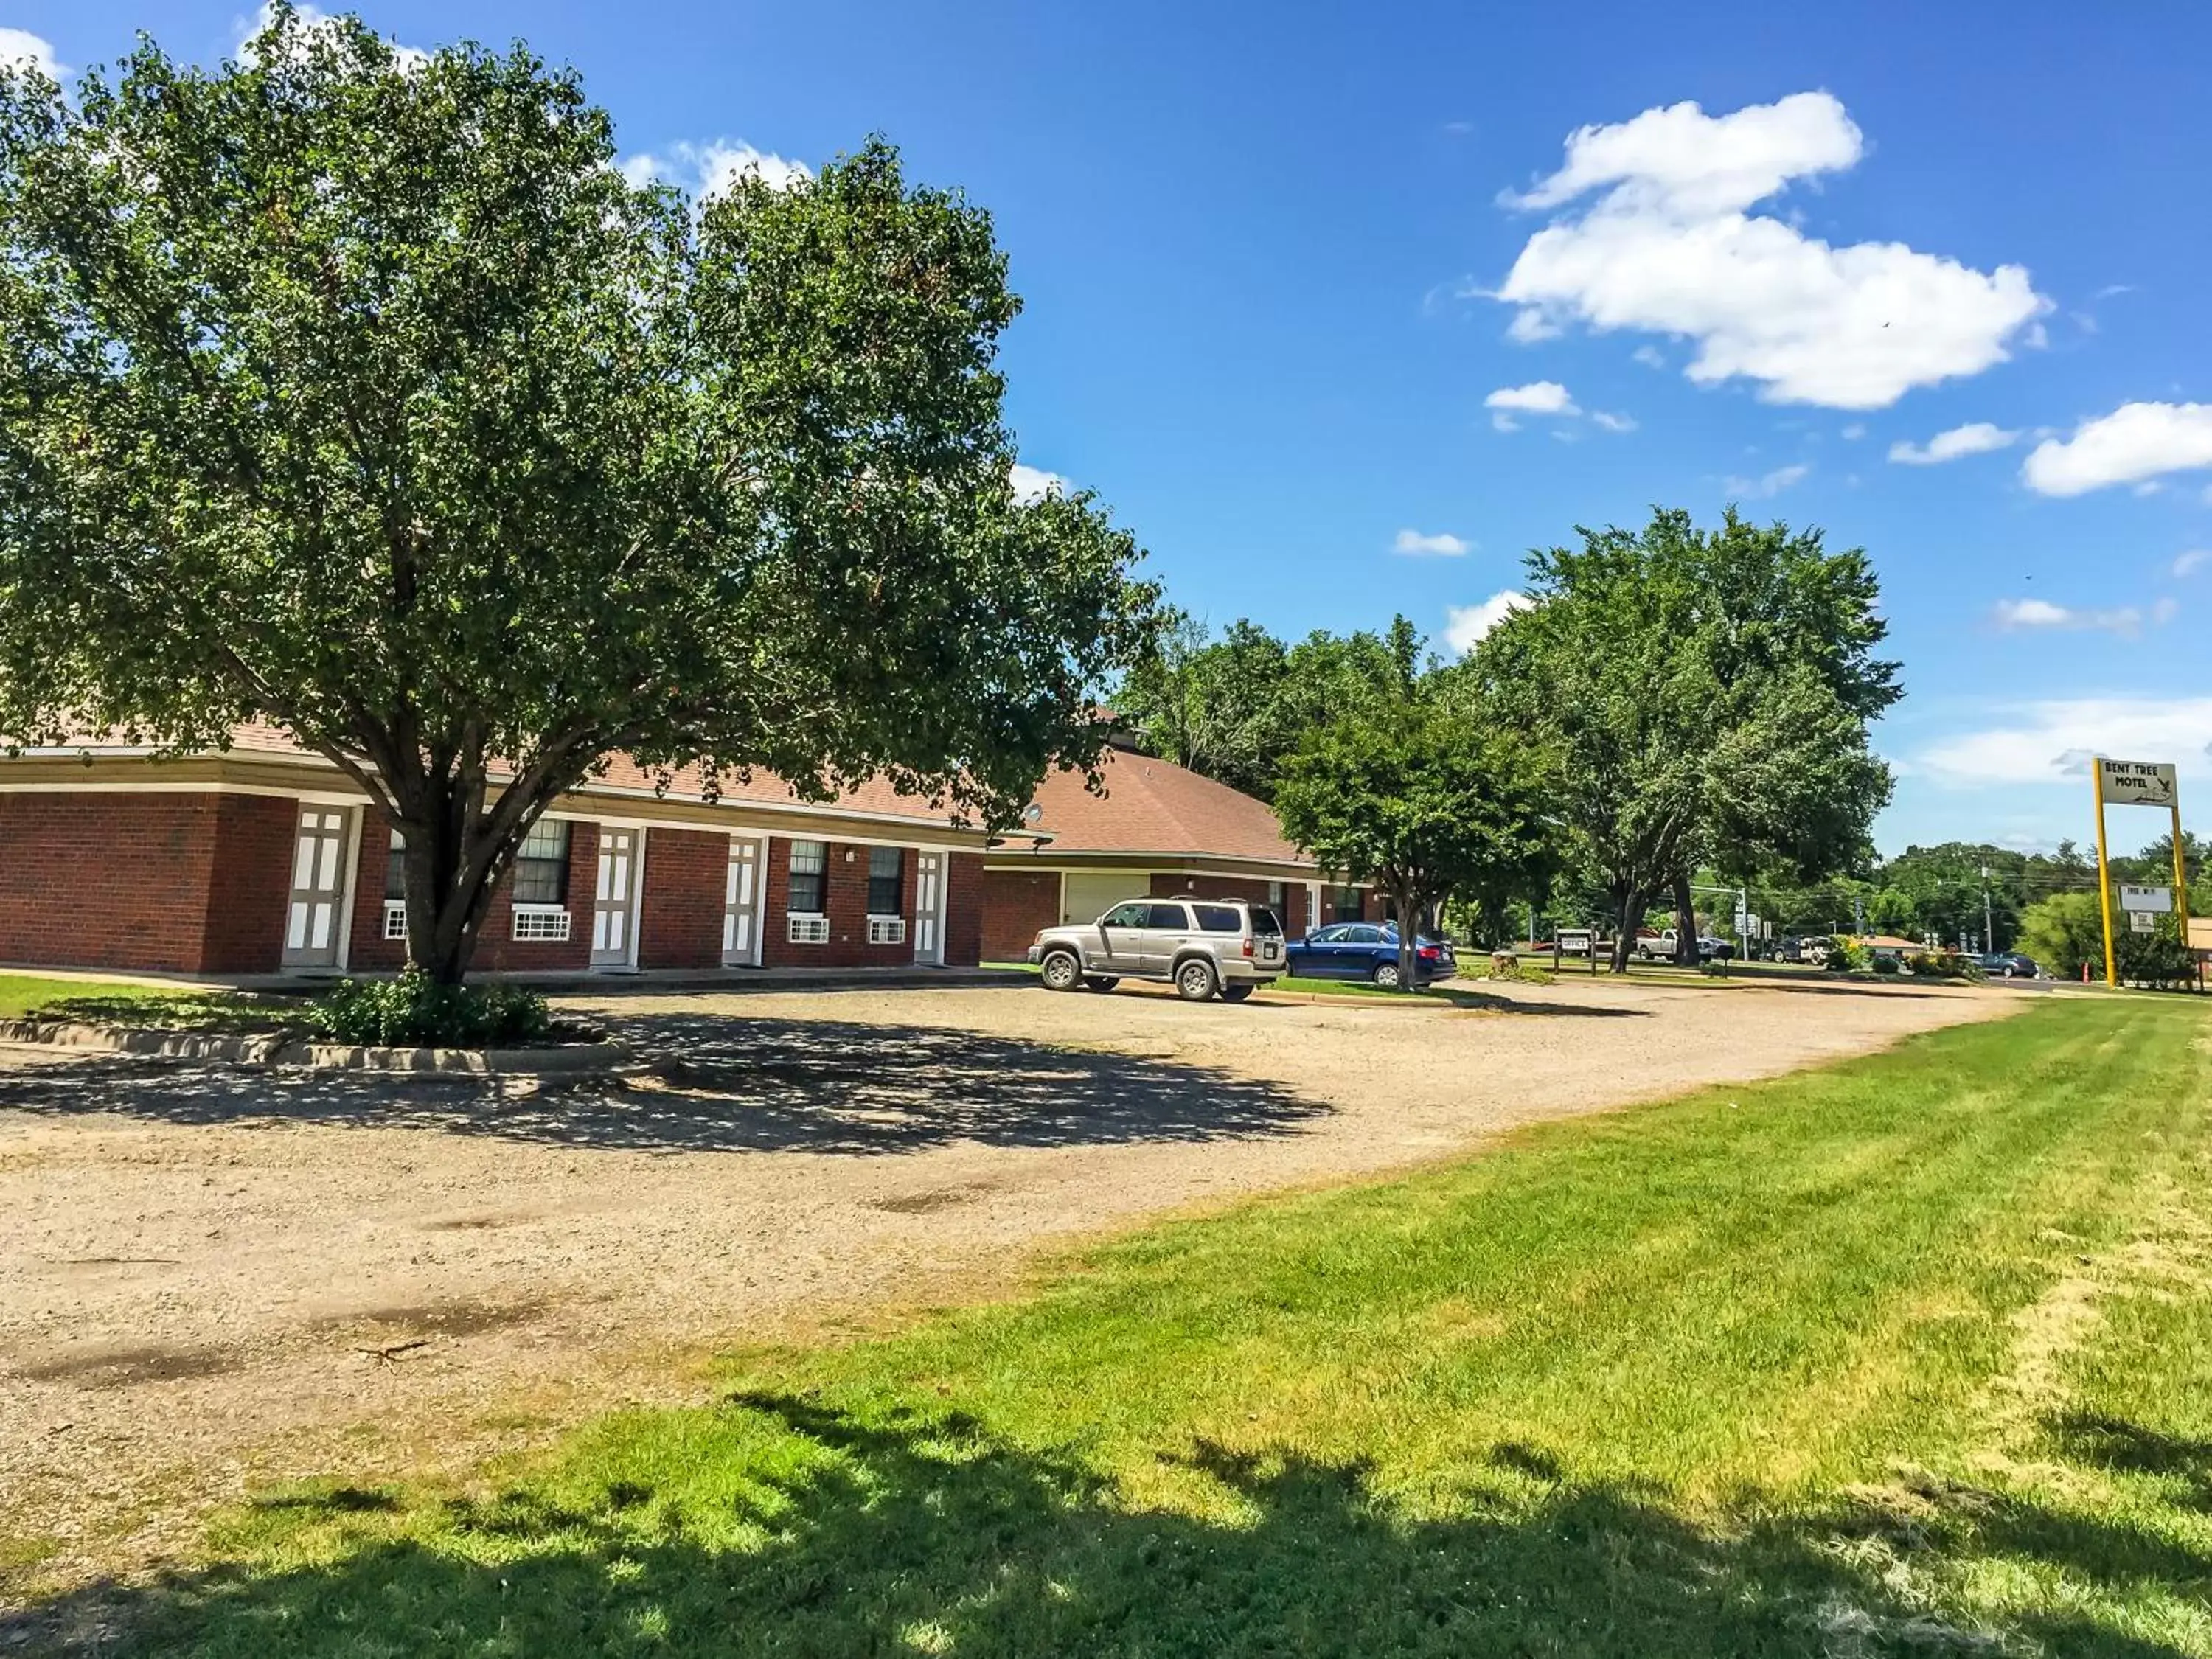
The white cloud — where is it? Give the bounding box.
[2023,402,2212,497]
[1840,422,1865,440]
[1492,92,2048,409]
[1990,597,2153,636]
[1590,410,1638,433]
[1915,697,2212,787]
[2153,596,2180,626]
[1009,463,1066,504]
[619,139,809,200]
[1444,591,1528,653]
[1886,421,2019,466]
[1721,463,1809,499]
[0,26,62,78]
[1485,381,1578,415]
[1394,529,1470,557]
[1631,344,1667,369]
[2173,549,2211,578]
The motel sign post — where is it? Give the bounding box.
[2090,758,2190,987]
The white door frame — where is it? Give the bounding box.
[281,804,358,972]
[912,849,946,965]
[723,835,765,967]
[591,824,645,970]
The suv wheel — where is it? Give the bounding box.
[1371,961,1402,990]
[1175,958,1219,1001]
[1040,950,1082,992]
[1083,975,1120,992]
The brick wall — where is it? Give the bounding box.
[1147,871,1309,937]
[944,852,984,967]
[981,868,1060,962]
[343,811,597,974]
[761,837,926,968]
[638,826,727,970]
[1,792,215,973]
[201,793,299,973]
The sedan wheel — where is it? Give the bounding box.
[1176,959,1219,1001]
[1040,951,1082,992]
[1371,961,1402,990]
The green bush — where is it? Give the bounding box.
[1905,950,1982,981]
[307,968,554,1048]
[1824,935,1871,973]
[1871,953,1900,975]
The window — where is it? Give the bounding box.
[1250,908,1282,937]
[1311,925,1346,944]
[1193,904,1242,933]
[1267,881,1286,912]
[1329,885,1360,921]
[383,830,408,937]
[1101,902,1150,928]
[512,820,571,905]
[866,846,904,916]
[787,839,827,914]
[1346,925,1383,945]
[788,913,830,945]
[1144,902,1192,931]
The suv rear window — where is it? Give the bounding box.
[1250,908,1282,936]
[1192,904,1242,933]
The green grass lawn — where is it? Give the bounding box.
[0,972,279,1030]
[56,996,2212,1656]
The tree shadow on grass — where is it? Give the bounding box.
[11,1393,2196,1658]
[0,1017,1332,1156]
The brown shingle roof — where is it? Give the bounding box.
[1018,750,1312,866]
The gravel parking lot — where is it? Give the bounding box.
[0,972,2020,1599]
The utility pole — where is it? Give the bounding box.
[1853,892,1865,936]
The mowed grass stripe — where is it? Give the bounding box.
[79,995,2212,1657]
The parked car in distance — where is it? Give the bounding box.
[1028,897,1284,1001]
[1284,922,1458,989]
[1632,929,1735,963]
[1977,951,2042,979]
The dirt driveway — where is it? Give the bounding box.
[0,973,2021,1601]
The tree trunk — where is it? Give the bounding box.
[1672,871,1700,967]
[1393,881,1421,992]
[392,763,565,986]
[1610,885,1645,974]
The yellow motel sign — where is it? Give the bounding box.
[2091,758,2191,987]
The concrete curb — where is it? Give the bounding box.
[0,1018,636,1076]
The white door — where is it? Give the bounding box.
[282,807,352,969]
[723,838,763,966]
[592,829,639,967]
[913,851,944,964]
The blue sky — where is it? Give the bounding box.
[13,0,2212,857]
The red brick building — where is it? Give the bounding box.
[980,745,1377,961]
[0,728,988,978]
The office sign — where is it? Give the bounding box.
[2098,758,2178,807]
[2130,910,2156,933]
[2120,884,2173,914]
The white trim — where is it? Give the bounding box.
[332,805,364,970]
[787,912,830,945]
[382,899,407,941]
[626,826,647,969]
[866,914,907,945]
[0,779,371,804]
[511,903,572,942]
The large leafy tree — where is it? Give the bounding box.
[0,12,1155,981]
[1275,698,1552,991]
[1470,509,1896,972]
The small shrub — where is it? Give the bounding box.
[307,967,554,1048]
[1871,953,1900,976]
[1905,950,1983,981]
[1825,936,1871,973]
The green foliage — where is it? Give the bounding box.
[117,1001,2212,1658]
[1825,935,1871,972]
[1465,508,1897,969]
[1112,611,1422,801]
[1275,698,1554,990]
[307,968,554,1048]
[1905,950,1980,981]
[0,11,1155,981]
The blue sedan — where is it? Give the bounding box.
[1284,922,1458,988]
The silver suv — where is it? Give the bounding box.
[1028,897,1286,1001]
